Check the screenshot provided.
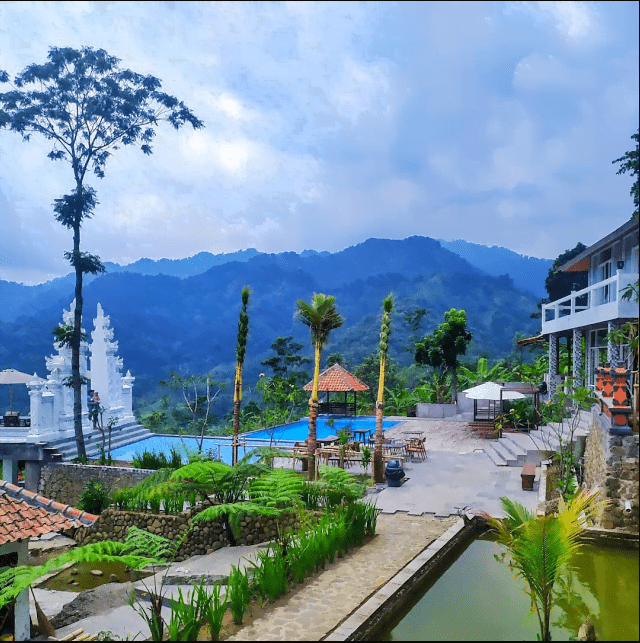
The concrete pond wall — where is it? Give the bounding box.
[583,408,639,531]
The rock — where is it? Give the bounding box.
[578,621,597,641]
[109,574,120,583]
[91,569,104,577]
[67,578,76,585]
[70,569,79,576]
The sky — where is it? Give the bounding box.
[0,1,638,285]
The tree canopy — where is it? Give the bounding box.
[414,308,472,402]
[544,242,588,303]
[612,128,639,221]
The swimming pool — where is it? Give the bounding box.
[109,416,399,465]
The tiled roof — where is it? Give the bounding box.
[0,480,97,545]
[302,363,369,392]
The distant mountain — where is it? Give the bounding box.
[0,235,541,415]
[0,248,263,323]
[103,248,263,278]
[439,239,551,298]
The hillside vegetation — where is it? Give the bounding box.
[0,236,542,415]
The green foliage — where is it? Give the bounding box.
[79,481,111,515]
[414,308,472,401]
[132,446,183,470]
[247,468,305,508]
[227,564,251,625]
[165,577,227,642]
[260,335,311,383]
[612,128,639,220]
[0,527,175,609]
[315,465,365,507]
[482,492,603,641]
[354,352,403,404]
[247,542,289,603]
[544,243,588,302]
[159,372,223,449]
[295,293,345,350]
[541,377,596,500]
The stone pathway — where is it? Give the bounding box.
[228,513,456,641]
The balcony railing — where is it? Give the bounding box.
[542,272,638,334]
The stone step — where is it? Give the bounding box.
[488,440,518,466]
[497,436,527,465]
[483,445,507,466]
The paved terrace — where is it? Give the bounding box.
[48,417,543,641]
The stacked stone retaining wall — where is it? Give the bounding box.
[74,507,299,561]
[39,463,154,507]
[583,409,639,531]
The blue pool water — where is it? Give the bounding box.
[110,416,398,465]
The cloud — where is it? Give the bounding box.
[0,1,637,283]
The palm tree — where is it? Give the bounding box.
[481,491,603,641]
[295,293,344,480]
[374,294,393,483]
[232,287,250,465]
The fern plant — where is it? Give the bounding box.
[0,527,175,610]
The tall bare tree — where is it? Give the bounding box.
[0,47,203,457]
[373,294,394,483]
[232,286,250,465]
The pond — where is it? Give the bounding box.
[381,535,639,641]
[37,559,154,592]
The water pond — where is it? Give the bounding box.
[382,535,639,641]
[37,560,153,592]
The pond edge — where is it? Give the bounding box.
[324,515,487,641]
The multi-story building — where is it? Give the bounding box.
[541,218,638,397]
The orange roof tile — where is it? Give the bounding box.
[302,363,369,392]
[0,480,97,545]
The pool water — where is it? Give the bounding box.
[382,535,639,641]
[110,416,398,465]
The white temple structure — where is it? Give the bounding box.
[26,301,135,442]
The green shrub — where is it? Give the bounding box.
[227,564,251,625]
[78,481,111,514]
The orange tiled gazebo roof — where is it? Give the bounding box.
[302,363,369,392]
[0,480,98,545]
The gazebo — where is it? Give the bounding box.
[302,364,369,416]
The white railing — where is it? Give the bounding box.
[542,272,638,334]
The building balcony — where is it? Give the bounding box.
[541,271,638,335]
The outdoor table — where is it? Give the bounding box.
[383,442,406,457]
[352,428,371,443]
[317,435,339,446]
[401,430,424,437]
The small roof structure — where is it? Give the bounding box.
[0,368,43,411]
[302,363,369,392]
[0,479,97,545]
[462,382,527,401]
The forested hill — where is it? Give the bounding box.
[439,239,551,298]
[0,235,541,412]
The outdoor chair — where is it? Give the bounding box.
[405,437,427,462]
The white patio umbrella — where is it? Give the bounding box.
[462,381,527,401]
[0,369,43,411]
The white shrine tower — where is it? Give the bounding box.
[26,302,135,442]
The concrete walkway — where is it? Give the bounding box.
[227,513,457,641]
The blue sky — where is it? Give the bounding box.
[0,1,638,284]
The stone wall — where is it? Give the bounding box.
[583,409,639,531]
[39,462,154,507]
[74,507,299,561]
